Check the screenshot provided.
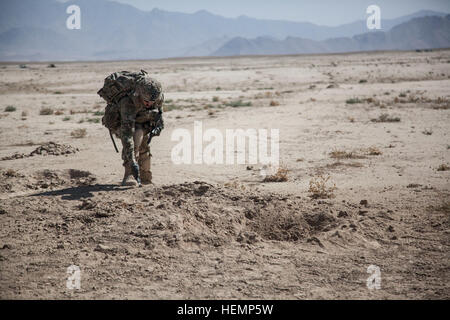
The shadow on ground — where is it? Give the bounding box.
[30,184,131,200]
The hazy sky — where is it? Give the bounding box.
[107,0,450,26]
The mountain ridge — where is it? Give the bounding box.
[212,15,450,57]
[0,0,448,61]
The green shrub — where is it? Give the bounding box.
[4,105,16,112]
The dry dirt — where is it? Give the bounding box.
[0,50,449,299]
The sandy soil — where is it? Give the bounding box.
[0,50,449,299]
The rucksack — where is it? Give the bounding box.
[97,70,148,105]
[97,70,148,133]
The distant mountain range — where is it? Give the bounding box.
[0,0,449,61]
[212,15,450,56]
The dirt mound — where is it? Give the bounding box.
[0,168,96,194]
[53,181,349,248]
[1,142,79,161]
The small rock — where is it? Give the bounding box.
[360,199,368,207]
[163,190,176,196]
[338,210,348,218]
[95,244,114,253]
[194,185,209,196]
[237,231,259,244]
[307,237,325,248]
[387,225,395,232]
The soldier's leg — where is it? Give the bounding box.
[138,132,152,184]
[119,103,139,186]
[122,126,144,185]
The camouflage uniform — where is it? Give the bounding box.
[117,77,164,185]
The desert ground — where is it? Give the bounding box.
[0,50,449,299]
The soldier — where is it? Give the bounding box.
[98,70,164,187]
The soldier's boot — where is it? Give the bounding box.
[121,163,135,186]
[138,133,152,184]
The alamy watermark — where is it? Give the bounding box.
[171,121,279,174]
[366,265,381,290]
[66,5,81,30]
[366,5,381,30]
[66,265,81,290]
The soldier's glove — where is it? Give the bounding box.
[147,111,164,145]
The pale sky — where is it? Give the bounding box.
[109,0,450,26]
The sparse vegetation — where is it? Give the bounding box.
[365,146,382,156]
[422,128,433,135]
[308,175,337,199]
[164,104,182,112]
[87,118,100,123]
[70,109,89,115]
[262,166,289,182]
[63,116,71,121]
[93,111,104,116]
[269,100,280,106]
[371,114,401,123]
[359,79,367,83]
[54,109,65,115]
[71,128,87,138]
[346,97,363,104]
[329,149,365,160]
[437,164,449,171]
[225,100,252,108]
[40,107,54,115]
[212,96,219,102]
[330,147,382,159]
[4,105,16,112]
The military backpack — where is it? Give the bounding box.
[97,70,149,133]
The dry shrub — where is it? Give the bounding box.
[326,161,364,169]
[308,175,336,199]
[437,164,449,171]
[224,180,246,190]
[329,149,364,160]
[330,147,382,159]
[40,107,54,115]
[71,128,87,139]
[54,109,65,115]
[263,166,289,182]
[3,169,20,177]
[365,146,382,156]
[371,114,400,123]
[269,100,280,106]
[422,128,433,135]
[70,109,89,115]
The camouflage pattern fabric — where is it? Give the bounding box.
[97,70,164,185]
